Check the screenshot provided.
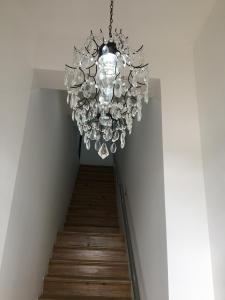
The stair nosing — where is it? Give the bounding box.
[49,259,128,265]
[45,275,131,284]
[58,231,123,237]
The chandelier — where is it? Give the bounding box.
[64,0,149,159]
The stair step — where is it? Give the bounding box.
[77,178,114,183]
[79,165,114,172]
[70,201,116,208]
[55,232,125,249]
[70,203,116,209]
[65,216,118,227]
[40,297,131,300]
[43,276,131,298]
[64,226,120,234]
[59,231,123,237]
[52,248,128,262]
[49,259,128,266]
[75,180,114,184]
[68,208,117,218]
[48,260,129,279]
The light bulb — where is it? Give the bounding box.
[97,51,118,105]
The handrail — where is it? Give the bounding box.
[114,166,141,300]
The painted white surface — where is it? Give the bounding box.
[159,49,215,300]
[116,79,168,300]
[0,89,80,299]
[194,1,225,299]
[0,0,36,268]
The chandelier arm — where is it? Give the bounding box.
[137,81,146,86]
[131,63,149,69]
[91,65,98,78]
[86,62,97,70]
[79,67,86,81]
[85,46,90,54]
[134,45,144,53]
[65,64,77,70]
[127,70,133,87]
[92,36,100,50]
[71,84,83,89]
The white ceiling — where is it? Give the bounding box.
[33,0,215,45]
[31,0,216,86]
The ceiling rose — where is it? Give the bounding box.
[65,0,150,159]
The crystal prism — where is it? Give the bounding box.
[120,131,126,149]
[67,93,70,104]
[95,140,101,151]
[98,143,109,159]
[114,78,122,98]
[137,110,142,121]
[86,139,90,150]
[112,131,119,142]
[110,143,117,153]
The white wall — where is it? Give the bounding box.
[158,48,215,300]
[116,79,168,300]
[116,47,215,300]
[194,1,225,299]
[0,0,35,268]
[0,89,80,300]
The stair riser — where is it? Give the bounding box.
[44,281,131,298]
[66,217,118,227]
[52,249,128,262]
[71,201,116,205]
[68,209,118,218]
[64,226,120,233]
[56,235,125,249]
[69,205,117,211]
[48,264,129,279]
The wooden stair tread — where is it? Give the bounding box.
[49,259,128,266]
[64,226,120,233]
[54,246,126,251]
[55,236,125,249]
[48,262,129,280]
[59,231,123,237]
[48,275,130,281]
[45,276,130,284]
[40,297,131,300]
[52,248,128,262]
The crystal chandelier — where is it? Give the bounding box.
[65,0,149,159]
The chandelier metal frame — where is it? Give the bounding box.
[65,0,150,159]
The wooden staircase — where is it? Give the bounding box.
[39,165,132,300]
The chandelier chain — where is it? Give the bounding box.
[109,0,114,38]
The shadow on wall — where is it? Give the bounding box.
[115,79,169,300]
[0,88,80,300]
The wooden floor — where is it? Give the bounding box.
[39,165,132,300]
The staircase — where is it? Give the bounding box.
[39,165,132,300]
